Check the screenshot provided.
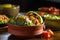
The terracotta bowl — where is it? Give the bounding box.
[8,23,45,37]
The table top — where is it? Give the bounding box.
[0,31,60,40]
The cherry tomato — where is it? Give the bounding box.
[47,29,54,35]
[42,29,54,38]
[42,32,51,38]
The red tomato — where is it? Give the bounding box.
[42,29,54,38]
[42,32,51,38]
[47,29,54,35]
[35,19,40,25]
[39,13,45,17]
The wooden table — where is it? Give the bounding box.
[0,31,60,40]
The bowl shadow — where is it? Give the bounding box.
[8,34,42,40]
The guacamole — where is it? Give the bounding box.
[44,14,60,20]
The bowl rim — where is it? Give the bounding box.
[44,18,60,21]
[8,22,44,27]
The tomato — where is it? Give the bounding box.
[42,32,51,38]
[42,29,54,38]
[47,29,54,35]
[28,15,35,20]
[39,13,45,17]
[35,19,40,25]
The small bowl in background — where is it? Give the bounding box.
[0,4,20,17]
[44,18,60,31]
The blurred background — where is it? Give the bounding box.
[0,0,60,12]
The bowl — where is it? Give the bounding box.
[0,4,20,17]
[8,23,44,37]
[44,19,60,30]
[42,14,60,30]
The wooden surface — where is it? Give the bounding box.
[0,31,60,40]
